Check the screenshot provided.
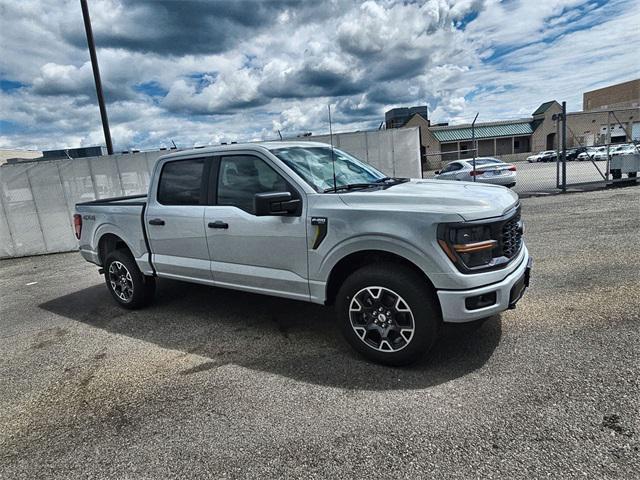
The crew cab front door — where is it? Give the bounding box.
[204,154,309,300]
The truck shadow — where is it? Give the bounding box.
[39,279,502,391]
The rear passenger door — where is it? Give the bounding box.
[145,157,212,282]
[204,153,309,300]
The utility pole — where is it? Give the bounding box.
[471,112,479,182]
[80,0,113,154]
[553,113,560,188]
[561,101,567,192]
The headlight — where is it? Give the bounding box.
[438,224,498,270]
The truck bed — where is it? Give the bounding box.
[76,194,148,207]
[75,194,153,273]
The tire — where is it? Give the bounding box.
[628,172,637,178]
[335,263,440,366]
[104,250,155,309]
[611,169,622,180]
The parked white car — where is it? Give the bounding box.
[434,158,517,187]
[577,147,600,161]
[610,144,639,157]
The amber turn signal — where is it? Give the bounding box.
[452,240,497,253]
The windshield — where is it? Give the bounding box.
[270,146,386,192]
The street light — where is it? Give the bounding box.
[80,0,113,155]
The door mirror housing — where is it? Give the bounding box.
[254,192,300,216]
[434,170,440,175]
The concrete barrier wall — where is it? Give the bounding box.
[0,129,421,259]
[301,127,422,178]
[0,151,165,259]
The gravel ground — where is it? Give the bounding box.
[1,186,638,479]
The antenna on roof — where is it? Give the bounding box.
[277,129,283,141]
[328,104,337,193]
[171,139,177,149]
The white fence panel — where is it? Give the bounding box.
[0,134,421,259]
[116,153,154,196]
[0,151,171,259]
[28,162,76,252]
[0,169,16,258]
[392,128,422,178]
[0,163,46,257]
[300,127,421,178]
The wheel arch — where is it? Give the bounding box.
[325,249,438,307]
[97,232,134,266]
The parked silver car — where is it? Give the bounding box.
[527,150,557,163]
[434,158,517,187]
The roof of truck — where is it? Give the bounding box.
[157,141,332,161]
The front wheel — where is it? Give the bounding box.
[336,263,440,366]
[104,250,155,309]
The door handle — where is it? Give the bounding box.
[148,218,165,226]
[208,221,229,229]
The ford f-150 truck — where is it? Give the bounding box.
[75,142,531,365]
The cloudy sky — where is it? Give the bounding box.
[0,0,638,151]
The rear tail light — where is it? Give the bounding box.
[508,166,516,171]
[73,214,82,239]
[469,170,481,176]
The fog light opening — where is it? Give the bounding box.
[465,292,497,310]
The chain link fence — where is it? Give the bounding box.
[420,106,639,194]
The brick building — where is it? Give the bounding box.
[388,79,640,169]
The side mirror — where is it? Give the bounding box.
[254,192,300,216]
[434,170,440,175]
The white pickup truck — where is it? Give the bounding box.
[75,142,531,365]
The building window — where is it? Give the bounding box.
[514,140,520,149]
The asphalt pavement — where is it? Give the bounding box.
[1,186,639,479]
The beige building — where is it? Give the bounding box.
[0,149,42,166]
[399,79,640,169]
[583,79,640,111]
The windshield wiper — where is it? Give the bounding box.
[322,183,381,193]
[374,177,410,185]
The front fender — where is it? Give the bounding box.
[317,233,439,284]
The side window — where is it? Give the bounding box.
[442,162,460,173]
[157,158,205,205]
[217,155,289,214]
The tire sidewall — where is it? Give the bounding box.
[104,250,153,309]
[336,264,440,366]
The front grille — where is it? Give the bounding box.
[501,209,522,258]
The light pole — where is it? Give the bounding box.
[471,113,479,181]
[80,0,113,155]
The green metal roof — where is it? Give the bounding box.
[532,101,556,116]
[432,122,535,143]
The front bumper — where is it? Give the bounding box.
[437,252,532,323]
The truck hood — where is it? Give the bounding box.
[338,179,519,221]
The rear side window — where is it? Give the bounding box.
[157,159,205,205]
[442,162,462,173]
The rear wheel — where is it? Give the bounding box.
[104,250,155,309]
[336,263,440,366]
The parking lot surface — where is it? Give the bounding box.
[1,187,639,479]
